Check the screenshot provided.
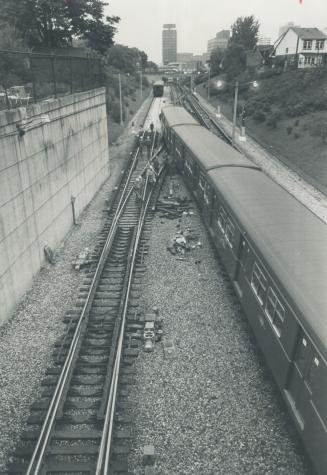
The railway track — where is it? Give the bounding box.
[8,99,165,475]
[175,85,236,147]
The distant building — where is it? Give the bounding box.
[162,24,177,65]
[273,27,327,68]
[177,52,194,63]
[278,22,300,37]
[207,30,230,56]
[258,36,271,45]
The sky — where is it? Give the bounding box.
[105,0,327,63]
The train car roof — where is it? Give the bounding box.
[174,125,258,171]
[208,167,327,358]
[162,106,198,127]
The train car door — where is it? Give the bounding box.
[202,181,213,227]
[285,329,314,430]
[233,236,248,298]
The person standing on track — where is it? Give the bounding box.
[138,132,144,156]
[145,134,152,159]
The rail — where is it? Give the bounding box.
[25,100,161,474]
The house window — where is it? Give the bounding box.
[265,287,285,337]
[315,40,324,50]
[304,56,315,65]
[303,40,312,50]
[251,262,267,305]
[285,47,289,54]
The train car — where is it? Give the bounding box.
[161,105,327,475]
[153,80,164,98]
[171,125,258,220]
[206,167,327,475]
[161,106,198,150]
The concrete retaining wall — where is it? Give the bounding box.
[0,88,109,325]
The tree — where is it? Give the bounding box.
[230,15,259,50]
[210,47,224,76]
[222,44,246,80]
[104,45,148,74]
[0,0,119,53]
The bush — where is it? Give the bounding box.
[253,111,266,122]
[111,100,125,123]
[287,126,293,135]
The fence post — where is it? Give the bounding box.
[51,55,57,98]
[29,54,37,103]
[4,88,10,109]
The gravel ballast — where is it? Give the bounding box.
[128,175,312,474]
[0,97,152,471]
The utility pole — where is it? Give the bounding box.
[118,73,123,126]
[140,67,143,99]
[232,81,239,145]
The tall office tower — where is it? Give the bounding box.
[162,24,177,65]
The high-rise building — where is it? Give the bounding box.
[207,30,230,56]
[162,24,177,65]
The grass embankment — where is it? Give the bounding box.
[197,67,327,189]
[105,73,155,144]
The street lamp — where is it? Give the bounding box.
[217,79,259,145]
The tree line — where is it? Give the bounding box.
[210,15,260,80]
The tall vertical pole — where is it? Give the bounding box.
[140,68,143,99]
[232,81,239,145]
[118,73,123,126]
[51,55,57,98]
[70,56,73,94]
[207,65,211,100]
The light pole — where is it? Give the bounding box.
[207,64,211,100]
[232,81,239,145]
[118,73,123,126]
[231,80,258,145]
[140,67,143,99]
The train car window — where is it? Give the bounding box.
[199,173,206,193]
[225,218,235,248]
[307,353,321,393]
[294,333,310,375]
[251,262,267,305]
[185,159,193,174]
[218,207,227,232]
[204,182,211,205]
[265,287,285,337]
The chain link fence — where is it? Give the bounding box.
[0,50,102,110]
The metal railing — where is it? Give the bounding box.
[0,50,102,110]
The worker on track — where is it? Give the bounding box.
[134,175,144,202]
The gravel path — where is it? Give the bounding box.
[0,96,152,471]
[128,175,312,474]
[196,92,327,224]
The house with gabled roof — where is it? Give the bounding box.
[272,27,327,68]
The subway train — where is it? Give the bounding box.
[161,106,327,475]
[153,80,164,97]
